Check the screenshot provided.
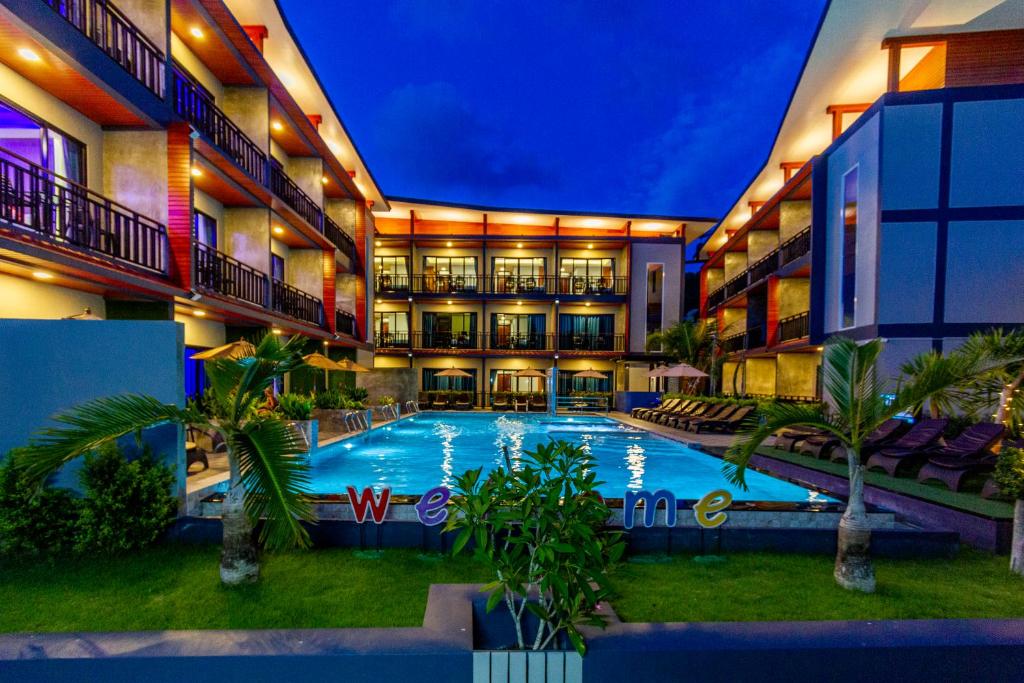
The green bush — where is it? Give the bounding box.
[994,447,1024,500]
[74,443,177,555]
[344,387,369,404]
[313,389,345,410]
[0,452,79,558]
[277,393,315,420]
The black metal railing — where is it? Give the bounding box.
[416,274,481,294]
[324,215,356,259]
[172,69,267,184]
[724,272,748,298]
[373,273,628,296]
[193,241,267,307]
[777,311,810,343]
[375,331,410,349]
[489,274,550,294]
[721,332,746,354]
[42,0,165,97]
[554,275,628,296]
[0,146,167,274]
[335,309,357,337]
[375,274,411,292]
[489,333,551,351]
[748,249,779,284]
[272,277,324,327]
[706,286,725,311]
[413,331,484,350]
[270,163,323,231]
[780,227,811,265]
[556,334,624,352]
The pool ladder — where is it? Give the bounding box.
[343,410,369,432]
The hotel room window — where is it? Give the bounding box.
[559,257,614,294]
[374,256,409,291]
[271,253,285,282]
[0,99,85,183]
[422,312,477,348]
[491,369,542,394]
[840,167,858,329]
[424,256,477,293]
[493,257,546,293]
[193,210,217,249]
[490,312,546,349]
[374,311,409,346]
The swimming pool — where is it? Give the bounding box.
[311,413,831,502]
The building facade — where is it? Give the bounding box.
[371,199,714,406]
[699,0,1024,400]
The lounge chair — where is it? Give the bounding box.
[653,400,701,425]
[773,426,830,452]
[514,395,529,412]
[683,404,741,432]
[863,418,949,476]
[669,402,727,429]
[454,393,472,410]
[186,426,209,473]
[530,394,546,412]
[663,401,713,428]
[634,398,682,420]
[431,394,449,410]
[492,394,510,411]
[690,405,756,433]
[799,418,907,461]
[915,423,1006,491]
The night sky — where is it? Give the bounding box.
[279,1,827,219]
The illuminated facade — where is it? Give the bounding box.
[700,0,1024,400]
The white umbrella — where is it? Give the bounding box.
[658,363,708,378]
[513,368,548,378]
[437,367,472,378]
[573,368,607,379]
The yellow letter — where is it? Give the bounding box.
[694,489,732,529]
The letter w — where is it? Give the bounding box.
[346,486,391,524]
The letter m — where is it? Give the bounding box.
[623,489,677,530]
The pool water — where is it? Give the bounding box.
[311,413,831,502]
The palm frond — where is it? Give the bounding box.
[16,394,187,484]
[723,402,839,490]
[231,417,315,550]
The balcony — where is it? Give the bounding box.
[780,227,811,265]
[777,311,810,343]
[706,286,725,311]
[272,278,324,327]
[706,226,812,308]
[720,326,766,354]
[0,146,168,275]
[373,274,629,296]
[412,331,483,351]
[748,249,779,285]
[375,274,410,293]
[172,69,267,184]
[270,163,323,231]
[378,332,623,353]
[724,272,748,299]
[324,215,356,260]
[193,241,267,308]
[489,333,552,351]
[335,309,357,338]
[42,0,165,97]
[376,331,410,349]
[557,334,624,352]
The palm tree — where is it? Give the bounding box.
[646,320,719,392]
[15,333,314,585]
[723,336,990,593]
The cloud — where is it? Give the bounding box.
[373,82,556,198]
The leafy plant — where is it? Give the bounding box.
[313,389,345,410]
[344,386,369,404]
[445,440,624,655]
[0,452,79,558]
[74,442,176,554]
[277,393,314,420]
[994,448,1024,500]
[379,395,396,406]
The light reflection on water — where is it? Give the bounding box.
[625,442,646,490]
[432,421,462,487]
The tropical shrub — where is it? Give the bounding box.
[313,389,346,410]
[277,393,315,420]
[994,447,1024,499]
[344,386,369,404]
[74,443,177,554]
[0,452,79,558]
[379,395,396,406]
[446,440,624,655]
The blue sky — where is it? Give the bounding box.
[279,1,827,219]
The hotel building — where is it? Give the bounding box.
[0,0,382,396]
[699,0,1024,401]
[369,199,714,406]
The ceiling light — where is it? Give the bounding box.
[375,240,382,247]
[584,302,591,307]
[31,270,53,280]
[17,48,40,62]
[376,299,382,305]
[193,309,206,317]
[190,167,202,177]
[271,121,284,132]
[272,226,284,235]
[189,26,204,39]
[586,243,594,250]
[445,241,453,247]
[446,300,453,305]
[321,176,329,185]
[516,300,523,306]
[272,327,283,335]
[516,242,523,248]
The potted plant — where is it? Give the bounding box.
[446,439,623,674]
[379,394,398,420]
[276,393,317,452]
[311,389,346,433]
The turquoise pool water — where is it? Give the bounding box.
[311,413,831,502]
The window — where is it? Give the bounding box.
[491,369,543,394]
[271,253,285,282]
[0,98,86,183]
[374,311,409,346]
[374,256,409,291]
[422,312,477,348]
[559,258,614,294]
[184,346,208,400]
[493,257,546,293]
[839,167,858,328]
[424,256,477,293]
[558,314,616,350]
[193,210,217,248]
[423,368,476,392]
[557,369,612,395]
[490,312,545,349]
[646,263,664,348]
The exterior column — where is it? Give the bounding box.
[354,200,369,341]
[323,249,336,334]
[167,122,193,290]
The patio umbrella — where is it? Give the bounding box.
[303,352,342,370]
[191,340,256,360]
[658,363,708,378]
[513,368,548,378]
[334,358,370,373]
[437,367,472,377]
[647,366,670,378]
[573,368,607,379]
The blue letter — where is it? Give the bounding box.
[623,489,677,529]
[415,486,450,526]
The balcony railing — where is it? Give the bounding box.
[721,332,746,354]
[193,241,267,307]
[324,215,356,260]
[746,325,766,349]
[172,69,267,184]
[376,331,410,349]
[777,311,810,343]
[373,274,629,296]
[724,272,748,298]
[489,333,551,351]
[271,278,324,327]
[414,274,481,295]
[42,0,165,97]
[556,334,624,352]
[380,332,623,353]
[413,331,484,351]
[706,286,725,311]
[335,309,357,338]
[270,163,323,231]
[0,146,168,275]
[748,249,779,284]
[375,274,411,292]
[780,227,811,265]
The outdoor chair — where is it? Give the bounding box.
[492,395,510,410]
[772,426,831,452]
[676,403,735,431]
[915,423,1006,491]
[863,419,950,476]
[654,399,701,423]
[529,394,546,411]
[690,405,755,433]
[514,395,529,412]
[185,426,208,473]
[663,401,714,427]
[635,398,682,420]
[454,393,472,410]
[431,394,449,410]
[799,418,907,461]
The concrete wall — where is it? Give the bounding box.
[227,208,271,273]
[0,320,185,502]
[102,130,168,223]
[747,231,778,262]
[326,198,357,236]
[777,278,810,319]
[114,0,167,53]
[779,200,811,242]
[222,87,269,153]
[286,156,324,207]
[629,242,683,353]
[170,33,224,101]
[357,368,417,405]
[0,274,106,319]
[776,352,820,398]
[723,252,747,281]
[878,221,936,324]
[745,357,777,396]
[174,313,226,348]
[288,249,323,297]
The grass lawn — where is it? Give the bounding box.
[1,546,1022,633]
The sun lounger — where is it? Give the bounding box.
[646,399,690,423]
[669,402,728,429]
[798,418,906,460]
[636,398,682,420]
[663,401,714,428]
[530,395,546,412]
[690,405,756,433]
[431,394,449,410]
[454,393,472,410]
[863,418,949,476]
[772,426,830,452]
[914,422,1006,491]
[655,401,706,425]
[514,395,529,412]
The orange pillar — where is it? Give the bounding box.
[354,200,368,340]
[166,122,193,290]
[323,249,336,334]
[766,275,780,347]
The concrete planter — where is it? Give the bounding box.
[311,408,347,433]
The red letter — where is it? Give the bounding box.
[346,486,391,524]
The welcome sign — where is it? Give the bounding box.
[343,485,734,529]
